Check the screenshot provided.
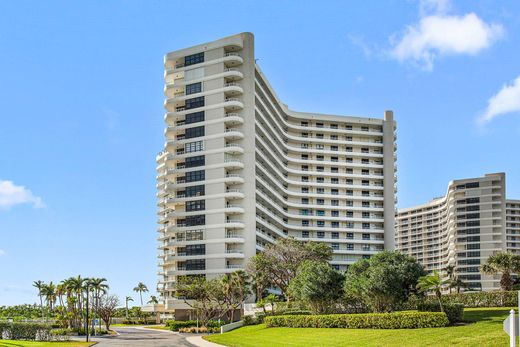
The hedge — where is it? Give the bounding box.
[417,303,464,324]
[436,291,517,308]
[264,311,449,329]
[0,322,52,340]
[165,320,224,331]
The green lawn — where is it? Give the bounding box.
[0,341,94,347]
[205,308,513,347]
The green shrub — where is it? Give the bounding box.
[439,291,517,307]
[276,310,313,316]
[264,311,449,329]
[165,320,197,331]
[417,303,464,324]
[0,322,53,340]
[243,315,257,326]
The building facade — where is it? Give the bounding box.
[396,172,519,291]
[156,33,397,313]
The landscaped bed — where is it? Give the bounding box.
[205,308,513,347]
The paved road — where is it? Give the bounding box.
[91,327,197,347]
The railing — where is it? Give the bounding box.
[225,52,241,57]
[226,174,243,178]
[225,82,240,87]
[225,112,241,118]
[226,265,242,269]
[176,107,186,112]
[226,189,244,193]
[225,68,240,72]
[225,128,241,133]
[225,98,241,102]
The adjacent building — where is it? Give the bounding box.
[156,32,397,314]
[396,172,520,291]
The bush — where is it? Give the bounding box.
[417,303,464,324]
[438,291,517,308]
[178,326,219,333]
[264,311,449,329]
[243,315,257,326]
[276,310,313,316]
[165,319,224,331]
[0,322,52,340]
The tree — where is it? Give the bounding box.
[417,271,449,312]
[344,251,426,312]
[87,278,109,333]
[482,252,520,291]
[221,270,251,322]
[147,296,159,304]
[133,282,149,306]
[247,238,332,298]
[449,277,468,294]
[445,265,456,294]
[288,261,345,314]
[32,280,45,320]
[96,295,120,331]
[176,276,228,327]
[125,296,133,319]
[41,282,56,311]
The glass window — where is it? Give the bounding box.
[185,96,205,110]
[185,111,205,124]
[185,126,205,139]
[184,52,204,66]
[185,185,205,197]
[186,200,205,212]
[185,82,202,95]
[185,140,203,153]
[185,170,205,183]
[185,155,205,168]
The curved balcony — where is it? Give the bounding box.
[224,113,244,125]
[223,83,243,96]
[223,68,243,81]
[224,128,244,140]
[224,143,244,154]
[224,97,244,111]
[223,53,243,67]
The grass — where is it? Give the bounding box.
[205,308,513,347]
[0,341,95,347]
[142,325,169,330]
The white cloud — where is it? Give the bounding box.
[479,76,520,124]
[0,180,45,210]
[390,2,503,70]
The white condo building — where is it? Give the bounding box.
[156,33,397,314]
[396,173,520,291]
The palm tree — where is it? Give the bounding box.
[445,265,456,294]
[32,280,45,320]
[147,296,159,304]
[87,278,109,332]
[482,252,520,291]
[41,282,57,311]
[56,283,65,308]
[449,277,468,293]
[417,271,449,312]
[125,296,134,319]
[133,282,149,306]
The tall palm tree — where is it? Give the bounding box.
[32,280,45,319]
[41,282,57,311]
[482,252,520,291]
[449,277,468,294]
[56,283,65,308]
[417,271,449,312]
[133,282,149,306]
[87,278,109,332]
[445,265,455,294]
[147,296,159,304]
[125,296,134,319]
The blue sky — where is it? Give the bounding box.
[1,0,519,305]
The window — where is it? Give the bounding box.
[331,178,339,184]
[362,158,369,164]
[331,135,338,140]
[184,52,204,66]
[185,111,205,124]
[302,231,309,238]
[185,215,205,226]
[301,154,309,160]
[301,176,309,182]
[317,177,324,183]
[316,144,324,150]
[185,244,205,256]
[362,223,370,229]
[186,185,205,197]
[331,156,338,162]
[330,124,338,129]
[316,123,324,128]
[316,134,324,139]
[347,244,354,250]
[316,210,325,216]
[362,212,370,219]
[301,198,309,204]
[186,200,205,212]
[332,232,339,239]
[331,243,339,250]
[317,221,325,227]
[346,136,352,141]
[301,121,308,127]
[301,165,309,171]
[346,157,353,163]
[317,188,325,194]
[331,199,339,206]
[185,259,205,270]
[185,96,205,109]
[331,189,339,195]
[331,221,339,228]
[185,140,203,153]
[317,155,324,161]
[331,145,338,151]
[317,231,325,238]
[331,211,339,217]
[317,199,324,205]
[346,146,353,152]
[317,166,324,172]
[362,169,369,175]
[347,222,354,228]
[186,170,205,182]
[185,82,202,95]
[185,155,205,168]
[185,126,205,139]
[362,201,370,207]
[346,179,353,185]
[346,211,353,217]
[301,143,309,149]
[362,233,370,240]
[301,187,309,193]
[361,126,369,132]
[302,220,310,226]
[331,167,338,173]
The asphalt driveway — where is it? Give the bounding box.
[91,327,197,347]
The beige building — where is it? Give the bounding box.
[156,32,397,313]
[396,172,520,291]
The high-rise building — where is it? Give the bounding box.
[156,33,397,315]
[395,172,520,291]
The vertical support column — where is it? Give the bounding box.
[382,110,396,251]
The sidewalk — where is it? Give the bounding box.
[186,335,225,347]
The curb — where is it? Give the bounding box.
[186,335,226,347]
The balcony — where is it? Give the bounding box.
[224,98,244,111]
[224,52,244,67]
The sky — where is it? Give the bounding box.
[1,0,519,306]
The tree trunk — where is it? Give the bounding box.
[501,272,512,291]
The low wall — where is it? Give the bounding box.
[220,320,243,333]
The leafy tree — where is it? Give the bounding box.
[96,295,120,330]
[125,296,133,319]
[148,296,159,304]
[32,281,45,320]
[288,261,345,314]
[344,251,426,312]
[449,277,468,294]
[417,271,449,312]
[247,238,332,298]
[221,270,251,322]
[133,282,149,306]
[176,276,228,327]
[482,252,520,291]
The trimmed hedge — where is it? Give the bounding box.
[437,291,517,308]
[0,322,52,340]
[264,311,449,329]
[165,319,224,331]
[417,303,464,324]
